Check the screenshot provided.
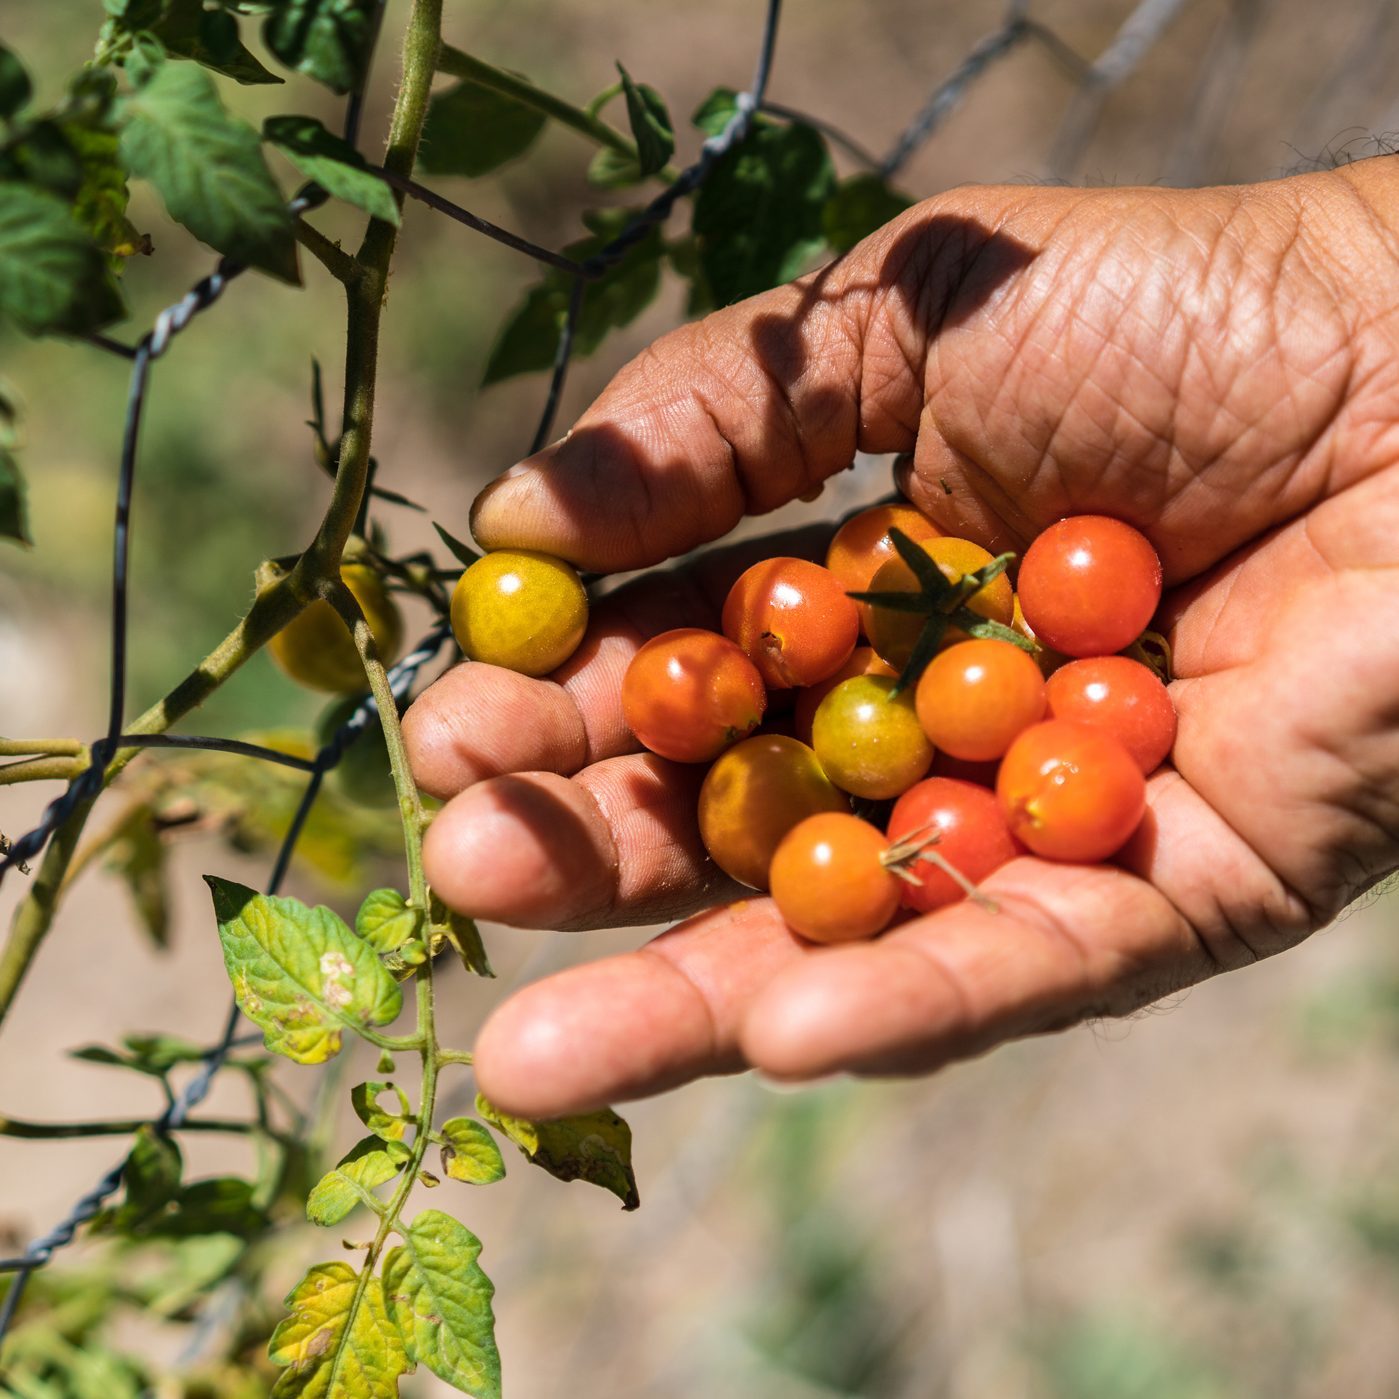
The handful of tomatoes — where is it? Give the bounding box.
[620,506,1175,945]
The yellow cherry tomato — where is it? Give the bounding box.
[269,564,404,695]
[450,549,588,677]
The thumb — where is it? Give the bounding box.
[469,197,1037,572]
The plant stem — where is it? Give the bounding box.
[437,43,677,178]
[0,1114,256,1139]
[0,740,84,758]
[294,220,362,285]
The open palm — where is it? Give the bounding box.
[406,161,1399,1120]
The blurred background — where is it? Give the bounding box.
[3,0,1399,1394]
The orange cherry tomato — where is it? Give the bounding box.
[996,718,1146,862]
[825,503,942,597]
[698,735,848,890]
[722,557,859,689]
[915,638,1046,762]
[622,628,766,763]
[770,813,902,943]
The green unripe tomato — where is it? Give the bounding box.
[811,674,934,800]
[316,698,397,809]
[450,549,588,677]
[269,564,404,695]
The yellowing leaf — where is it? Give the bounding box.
[351,1080,413,1142]
[206,877,402,1064]
[306,1136,408,1227]
[269,1261,409,1398]
[382,1211,499,1398]
[476,1095,639,1210]
[439,1118,505,1185]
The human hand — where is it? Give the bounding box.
[405,160,1399,1120]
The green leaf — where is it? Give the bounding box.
[351,1080,412,1142]
[0,44,33,121]
[692,116,835,305]
[104,807,169,948]
[430,893,493,978]
[420,75,546,178]
[483,219,663,384]
[894,612,949,694]
[947,610,1037,653]
[262,0,377,96]
[432,520,479,568]
[119,63,298,282]
[821,172,914,254]
[439,1118,505,1185]
[263,114,398,223]
[354,888,421,955]
[0,388,29,545]
[306,1135,408,1226]
[0,183,124,335]
[889,525,952,600]
[269,1261,410,1398]
[617,63,672,177]
[145,1177,267,1239]
[477,1094,639,1210]
[124,1125,183,1216]
[586,144,643,189]
[153,1,283,85]
[61,120,152,268]
[382,1210,500,1398]
[692,86,739,138]
[121,1031,211,1070]
[206,876,403,1064]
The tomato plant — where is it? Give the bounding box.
[269,563,404,694]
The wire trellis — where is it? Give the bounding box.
[0,0,1312,1351]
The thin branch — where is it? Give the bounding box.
[295,219,362,285]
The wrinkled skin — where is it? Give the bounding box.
[405,161,1399,1120]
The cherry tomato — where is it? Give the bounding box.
[996,719,1146,862]
[623,628,766,763]
[825,503,942,597]
[698,735,848,890]
[1012,594,1070,676]
[1016,516,1162,657]
[770,813,902,943]
[722,557,859,689]
[811,674,934,800]
[886,777,1021,913]
[316,698,396,808]
[269,564,403,695]
[451,549,588,677]
[865,536,1015,670]
[792,646,896,744]
[915,638,1046,762]
[1044,655,1177,774]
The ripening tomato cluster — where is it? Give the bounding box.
[623,506,1175,944]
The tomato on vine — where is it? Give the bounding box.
[698,735,848,890]
[770,812,902,942]
[1016,516,1163,657]
[997,718,1147,862]
[1044,655,1177,774]
[269,563,404,695]
[451,548,589,677]
[915,638,1046,762]
[317,698,396,808]
[623,628,766,763]
[722,556,859,688]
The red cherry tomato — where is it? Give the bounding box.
[770,813,902,943]
[825,504,942,597]
[722,557,859,689]
[996,719,1146,862]
[698,735,848,890]
[886,777,1021,913]
[811,674,934,800]
[1016,516,1163,657]
[792,646,897,745]
[914,638,1046,762]
[1044,655,1177,774]
[622,628,766,763]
